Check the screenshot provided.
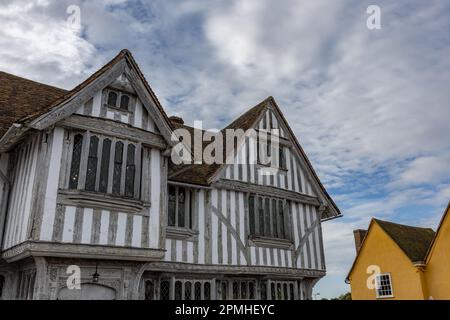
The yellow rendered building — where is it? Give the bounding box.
[346,203,450,300]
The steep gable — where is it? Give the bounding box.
[169,96,341,220]
[347,218,436,282]
[0,50,174,151]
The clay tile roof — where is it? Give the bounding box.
[168,98,269,185]
[374,219,435,263]
[0,71,67,137]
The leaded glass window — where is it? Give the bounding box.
[184,281,192,300]
[69,134,83,189]
[271,283,276,300]
[240,282,247,299]
[221,281,227,300]
[194,282,201,300]
[120,94,130,110]
[272,199,278,238]
[178,188,185,228]
[160,280,170,300]
[98,139,111,193]
[144,280,154,300]
[248,194,289,240]
[112,141,123,195]
[125,144,135,197]
[203,283,211,300]
[260,281,267,300]
[279,147,286,169]
[278,200,285,238]
[175,281,182,300]
[264,198,271,236]
[85,136,99,191]
[258,197,264,235]
[249,282,255,299]
[232,281,238,299]
[168,186,176,226]
[107,91,118,107]
[167,186,193,229]
[277,283,282,300]
[249,195,255,234]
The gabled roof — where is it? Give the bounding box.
[168,96,341,220]
[0,71,67,137]
[168,97,268,186]
[374,219,435,263]
[0,49,174,150]
[346,218,436,282]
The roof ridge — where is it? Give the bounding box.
[373,218,434,231]
[224,96,271,130]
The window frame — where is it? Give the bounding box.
[156,278,212,300]
[167,185,195,230]
[105,88,133,112]
[375,273,394,299]
[65,130,142,200]
[247,194,291,241]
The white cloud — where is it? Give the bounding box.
[0,0,102,88]
[393,155,450,187]
[1,0,449,298]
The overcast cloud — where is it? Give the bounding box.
[1,0,449,298]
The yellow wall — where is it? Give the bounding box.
[348,222,425,300]
[425,208,450,300]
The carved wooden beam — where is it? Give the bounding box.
[2,241,165,263]
[213,179,321,207]
[59,114,167,149]
[138,261,326,279]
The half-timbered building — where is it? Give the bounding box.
[0,50,340,300]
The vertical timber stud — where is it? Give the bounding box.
[193,190,199,263]
[205,190,212,264]
[31,131,53,240]
[159,156,167,249]
[77,131,90,190]
[243,192,250,263]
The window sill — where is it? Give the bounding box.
[104,104,133,115]
[58,189,150,214]
[376,295,394,299]
[165,226,199,241]
[248,235,294,250]
[256,164,288,175]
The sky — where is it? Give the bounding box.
[1,0,449,298]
